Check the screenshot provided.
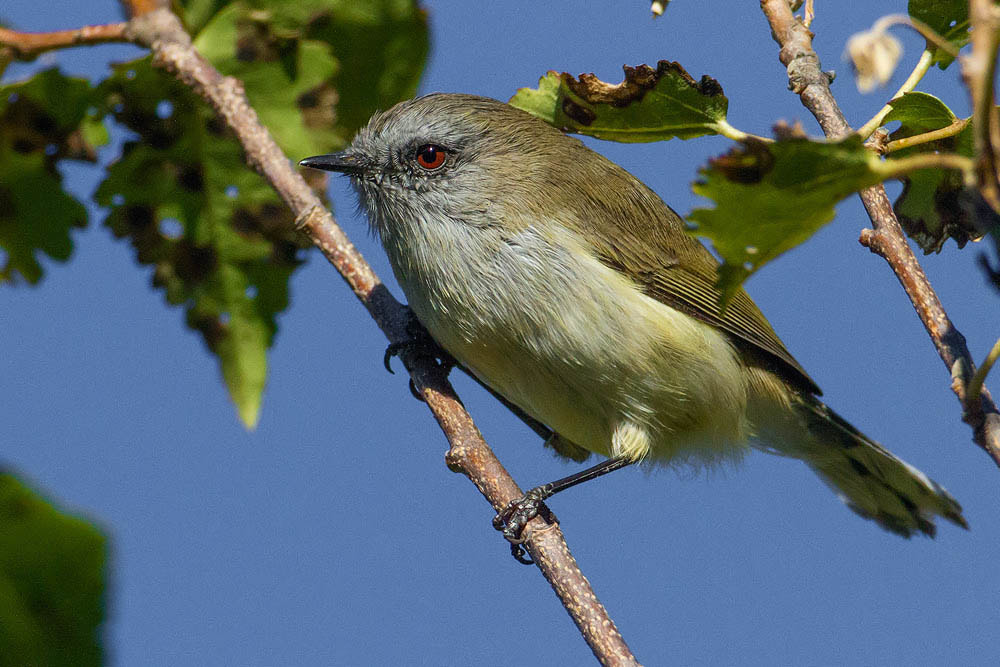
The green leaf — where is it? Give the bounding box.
[908,0,970,68]
[0,153,86,284]
[177,0,233,34]
[882,90,957,135]
[0,472,106,667]
[95,57,309,428]
[304,0,429,140]
[91,2,426,427]
[193,2,339,158]
[191,0,428,158]
[688,132,884,299]
[0,69,99,284]
[510,61,730,142]
[884,92,979,253]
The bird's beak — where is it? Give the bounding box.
[299,151,365,175]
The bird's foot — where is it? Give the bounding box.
[492,487,558,565]
[383,316,454,400]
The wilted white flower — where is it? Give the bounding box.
[845,28,903,93]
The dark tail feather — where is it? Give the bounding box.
[793,398,966,536]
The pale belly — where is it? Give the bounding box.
[392,227,752,465]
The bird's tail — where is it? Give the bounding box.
[753,395,967,537]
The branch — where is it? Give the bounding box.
[964,0,1000,214]
[0,0,168,60]
[0,24,129,59]
[110,7,638,665]
[759,0,1000,467]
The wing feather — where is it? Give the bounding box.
[546,137,821,394]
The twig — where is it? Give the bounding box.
[0,24,129,59]
[877,152,976,180]
[802,0,814,29]
[964,0,1000,214]
[113,6,638,665]
[715,119,773,143]
[120,0,167,15]
[884,117,969,153]
[870,14,962,59]
[759,0,1000,467]
[969,336,1000,407]
[856,49,934,140]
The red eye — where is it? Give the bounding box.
[415,144,447,170]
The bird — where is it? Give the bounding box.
[300,93,966,551]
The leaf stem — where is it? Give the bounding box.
[968,336,1000,407]
[856,49,934,139]
[877,152,976,181]
[714,119,772,143]
[885,117,970,153]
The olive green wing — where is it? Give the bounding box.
[641,259,821,395]
[582,201,821,396]
[533,130,819,394]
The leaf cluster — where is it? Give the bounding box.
[510,1,978,300]
[0,0,428,426]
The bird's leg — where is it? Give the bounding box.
[493,455,634,564]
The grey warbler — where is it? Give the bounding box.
[301,93,965,548]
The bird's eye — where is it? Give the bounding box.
[415,144,447,171]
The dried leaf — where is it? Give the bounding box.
[510,61,730,142]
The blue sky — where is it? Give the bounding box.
[3,1,999,664]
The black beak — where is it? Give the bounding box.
[299,151,365,175]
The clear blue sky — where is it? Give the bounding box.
[4,1,999,664]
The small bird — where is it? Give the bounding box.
[301,93,966,548]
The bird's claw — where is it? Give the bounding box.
[492,487,557,565]
[383,341,407,374]
[383,319,454,378]
[383,325,456,403]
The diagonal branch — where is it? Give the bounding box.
[759,0,1000,467]
[104,6,638,666]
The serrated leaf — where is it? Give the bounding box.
[908,0,969,68]
[884,92,980,253]
[0,472,106,667]
[0,153,86,284]
[688,134,884,299]
[95,57,309,428]
[190,0,428,158]
[510,60,730,142]
[0,69,99,284]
